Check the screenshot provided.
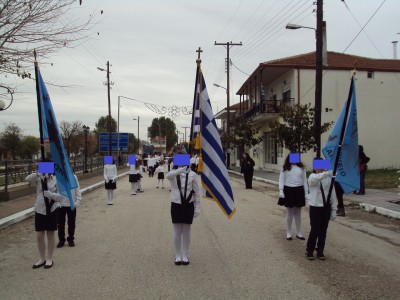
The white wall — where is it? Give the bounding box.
[299,69,400,169]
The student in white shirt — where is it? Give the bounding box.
[25,171,63,269]
[166,163,200,266]
[104,160,117,205]
[305,158,337,260]
[127,160,139,195]
[279,154,309,241]
[136,159,144,193]
[155,160,166,189]
[57,173,81,248]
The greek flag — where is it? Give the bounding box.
[37,69,77,209]
[192,67,235,218]
[322,77,359,194]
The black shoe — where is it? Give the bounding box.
[174,260,182,266]
[316,252,326,260]
[68,240,75,247]
[44,261,53,269]
[296,235,305,240]
[32,261,46,269]
[56,241,65,248]
[306,252,315,260]
[286,237,293,241]
[182,260,190,266]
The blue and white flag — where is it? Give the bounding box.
[322,77,359,194]
[37,69,77,209]
[193,68,235,218]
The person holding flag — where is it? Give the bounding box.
[305,158,337,260]
[25,169,63,269]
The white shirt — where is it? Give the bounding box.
[148,158,156,167]
[104,164,117,181]
[59,174,82,207]
[127,164,138,175]
[279,165,309,194]
[307,172,337,210]
[155,165,165,174]
[190,157,196,165]
[25,173,62,215]
[166,167,200,207]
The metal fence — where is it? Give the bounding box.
[0,156,127,192]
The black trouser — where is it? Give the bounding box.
[58,206,77,242]
[334,182,344,209]
[306,206,331,253]
[243,170,253,188]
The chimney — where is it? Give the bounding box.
[392,41,398,59]
[322,21,328,66]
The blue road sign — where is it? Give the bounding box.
[99,132,129,152]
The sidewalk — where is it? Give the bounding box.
[229,167,400,220]
[0,171,129,228]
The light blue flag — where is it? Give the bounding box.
[322,77,359,194]
[195,68,235,218]
[38,69,77,209]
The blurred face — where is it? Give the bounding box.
[242,154,247,159]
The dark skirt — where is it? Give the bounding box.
[171,202,194,224]
[283,185,306,207]
[129,174,138,183]
[158,172,164,180]
[35,208,59,231]
[105,180,117,190]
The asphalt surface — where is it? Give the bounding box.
[0,173,399,300]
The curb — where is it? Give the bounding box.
[359,203,400,220]
[228,170,279,186]
[0,172,129,229]
[228,170,400,220]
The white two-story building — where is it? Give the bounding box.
[216,51,400,170]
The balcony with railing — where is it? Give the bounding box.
[243,98,295,120]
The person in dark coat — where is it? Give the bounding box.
[240,153,255,189]
[355,145,370,195]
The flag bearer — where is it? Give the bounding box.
[25,171,63,269]
[306,159,337,260]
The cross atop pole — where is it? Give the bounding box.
[196,47,203,65]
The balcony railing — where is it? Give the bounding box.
[243,98,295,119]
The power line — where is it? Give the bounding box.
[231,61,250,76]
[343,0,386,53]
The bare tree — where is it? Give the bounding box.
[59,120,82,157]
[0,0,97,86]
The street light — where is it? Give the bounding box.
[133,117,140,154]
[82,125,90,173]
[213,83,227,94]
[286,15,325,157]
[0,85,14,111]
[285,23,315,31]
[97,62,112,156]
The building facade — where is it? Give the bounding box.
[216,51,400,170]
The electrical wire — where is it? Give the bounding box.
[342,0,386,53]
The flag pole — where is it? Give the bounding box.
[188,47,202,155]
[34,50,46,162]
[326,76,355,203]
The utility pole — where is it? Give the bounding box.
[315,0,323,157]
[106,61,112,156]
[181,126,190,144]
[214,41,242,168]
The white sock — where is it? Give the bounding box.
[181,224,191,261]
[137,180,142,190]
[173,224,183,261]
[286,207,294,238]
[161,179,164,188]
[294,207,303,237]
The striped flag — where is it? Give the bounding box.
[37,68,78,209]
[192,67,235,218]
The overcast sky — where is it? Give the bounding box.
[1,0,399,142]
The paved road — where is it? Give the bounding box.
[0,174,399,299]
